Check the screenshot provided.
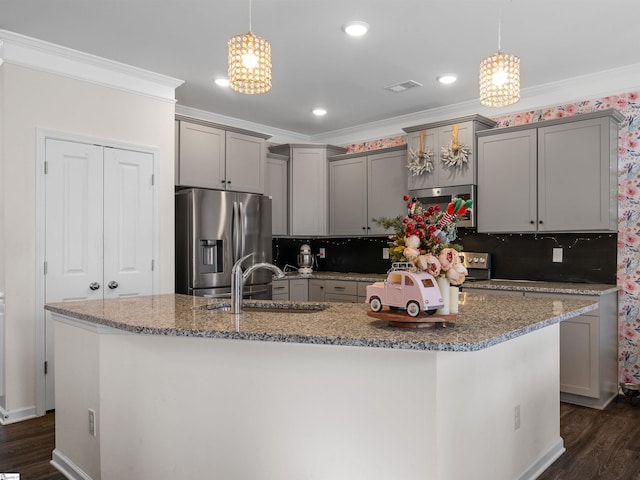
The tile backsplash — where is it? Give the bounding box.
[273,231,616,284]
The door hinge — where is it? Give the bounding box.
[44,361,48,375]
[44,261,48,275]
[44,161,48,174]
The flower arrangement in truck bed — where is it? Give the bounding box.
[373,195,471,285]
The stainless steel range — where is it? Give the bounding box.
[459,252,491,281]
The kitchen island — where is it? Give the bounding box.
[46,292,597,480]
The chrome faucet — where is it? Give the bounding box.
[231,253,285,314]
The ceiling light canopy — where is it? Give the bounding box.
[228,0,272,95]
[479,2,520,107]
[342,21,369,37]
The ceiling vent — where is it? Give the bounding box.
[384,80,423,93]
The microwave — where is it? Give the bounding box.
[409,184,476,228]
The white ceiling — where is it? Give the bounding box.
[1,0,639,138]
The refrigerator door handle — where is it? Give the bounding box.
[232,200,241,263]
[239,201,246,258]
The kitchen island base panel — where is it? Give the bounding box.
[53,314,563,480]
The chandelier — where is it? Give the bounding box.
[479,3,520,107]
[228,0,271,94]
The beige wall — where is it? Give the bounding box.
[1,63,176,414]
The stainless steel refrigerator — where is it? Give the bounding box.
[175,188,273,298]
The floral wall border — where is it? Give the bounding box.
[344,91,640,383]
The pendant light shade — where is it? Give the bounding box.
[228,31,271,94]
[228,0,271,95]
[479,2,520,107]
[479,51,520,107]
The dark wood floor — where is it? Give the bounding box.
[0,412,65,479]
[0,398,638,479]
[538,397,640,480]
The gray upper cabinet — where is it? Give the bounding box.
[269,144,347,236]
[403,115,496,190]
[225,131,266,194]
[477,129,537,232]
[476,109,623,233]
[265,152,288,236]
[177,121,226,189]
[328,147,407,236]
[175,117,269,194]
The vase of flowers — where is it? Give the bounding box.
[373,195,470,315]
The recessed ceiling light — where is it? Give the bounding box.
[437,74,457,85]
[214,78,230,87]
[342,21,369,37]
[312,108,327,116]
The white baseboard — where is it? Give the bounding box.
[51,449,93,480]
[0,404,37,424]
[517,438,565,480]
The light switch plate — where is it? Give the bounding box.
[382,248,389,260]
[552,248,563,263]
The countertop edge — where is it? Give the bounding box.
[46,296,598,353]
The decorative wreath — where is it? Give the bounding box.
[441,141,471,169]
[407,146,434,176]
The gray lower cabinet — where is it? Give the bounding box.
[271,279,289,301]
[272,278,370,304]
[476,109,623,233]
[464,287,618,409]
[526,291,618,409]
[289,279,309,301]
[309,279,325,301]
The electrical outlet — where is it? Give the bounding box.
[382,248,389,259]
[514,405,521,430]
[88,408,97,437]
[552,248,563,263]
[318,248,326,259]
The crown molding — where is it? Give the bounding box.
[310,63,640,146]
[0,30,184,103]
[175,104,310,144]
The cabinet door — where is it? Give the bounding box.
[407,129,438,190]
[329,157,367,235]
[226,131,265,194]
[178,121,225,189]
[437,122,475,187]
[559,315,600,398]
[309,279,325,301]
[367,151,407,234]
[272,279,289,300]
[290,148,328,236]
[538,118,614,231]
[266,156,288,236]
[289,279,309,301]
[477,129,537,233]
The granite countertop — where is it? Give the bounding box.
[462,280,618,296]
[278,271,618,296]
[45,292,597,352]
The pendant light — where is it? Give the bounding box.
[228,0,272,94]
[479,2,520,107]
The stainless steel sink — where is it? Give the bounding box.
[199,300,328,314]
